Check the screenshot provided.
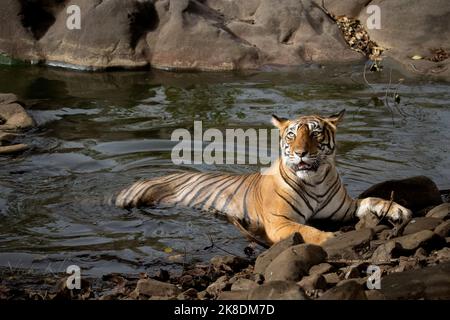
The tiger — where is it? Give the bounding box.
[115,110,412,245]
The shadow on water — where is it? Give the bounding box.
[0,63,449,276]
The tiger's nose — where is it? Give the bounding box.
[295,150,308,157]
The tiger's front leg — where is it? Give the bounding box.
[265,218,335,245]
[355,197,412,225]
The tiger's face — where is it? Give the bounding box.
[271,110,345,179]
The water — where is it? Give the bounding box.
[0,63,449,277]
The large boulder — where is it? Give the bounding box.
[0,0,361,70]
[358,0,450,80]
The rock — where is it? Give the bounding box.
[264,244,327,282]
[434,221,450,238]
[358,176,443,212]
[309,263,334,276]
[0,0,361,71]
[155,269,170,282]
[218,290,249,300]
[371,241,401,264]
[380,262,450,299]
[318,281,367,300]
[0,143,28,155]
[254,232,303,274]
[365,290,386,300]
[247,281,307,300]
[230,278,257,291]
[403,217,443,235]
[210,256,250,272]
[322,228,374,259]
[177,288,198,300]
[429,247,450,264]
[426,203,450,219]
[205,275,230,297]
[0,132,19,145]
[298,274,327,291]
[133,278,181,298]
[323,272,342,285]
[0,94,34,130]
[343,265,361,279]
[355,212,379,230]
[359,0,450,81]
[394,230,444,252]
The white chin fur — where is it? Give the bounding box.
[296,170,312,180]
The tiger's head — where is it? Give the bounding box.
[271,110,345,179]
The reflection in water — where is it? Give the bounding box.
[0,64,449,276]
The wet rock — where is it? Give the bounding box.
[309,263,334,276]
[218,290,249,300]
[434,221,450,238]
[318,281,367,300]
[358,176,443,212]
[426,203,450,219]
[0,95,34,131]
[133,278,181,298]
[264,244,327,282]
[230,278,257,291]
[0,132,19,145]
[177,288,198,300]
[403,217,443,235]
[210,256,250,273]
[298,274,327,291]
[247,281,307,300]
[380,262,450,299]
[322,228,374,259]
[254,232,303,274]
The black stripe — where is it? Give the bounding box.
[314,181,343,215]
[220,174,253,213]
[156,173,200,203]
[241,174,261,228]
[178,173,222,203]
[278,162,314,212]
[326,190,348,219]
[275,190,306,221]
[186,175,231,207]
[207,175,242,211]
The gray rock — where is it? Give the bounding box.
[318,281,367,300]
[248,281,307,300]
[309,263,334,276]
[403,217,443,235]
[434,220,450,238]
[210,255,250,272]
[426,203,450,219]
[429,247,450,264]
[358,176,443,212]
[254,232,303,274]
[380,262,450,299]
[322,228,374,259]
[264,244,327,282]
[298,274,327,291]
[134,278,181,298]
[365,290,386,300]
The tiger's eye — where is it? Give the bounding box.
[286,132,295,139]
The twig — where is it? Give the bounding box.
[228,216,270,249]
[205,234,240,257]
[377,190,395,226]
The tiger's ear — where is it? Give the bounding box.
[271,114,288,129]
[327,109,345,126]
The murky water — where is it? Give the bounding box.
[0,63,449,276]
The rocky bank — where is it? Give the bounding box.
[0,0,448,79]
[1,176,449,300]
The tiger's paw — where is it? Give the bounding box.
[381,202,412,225]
